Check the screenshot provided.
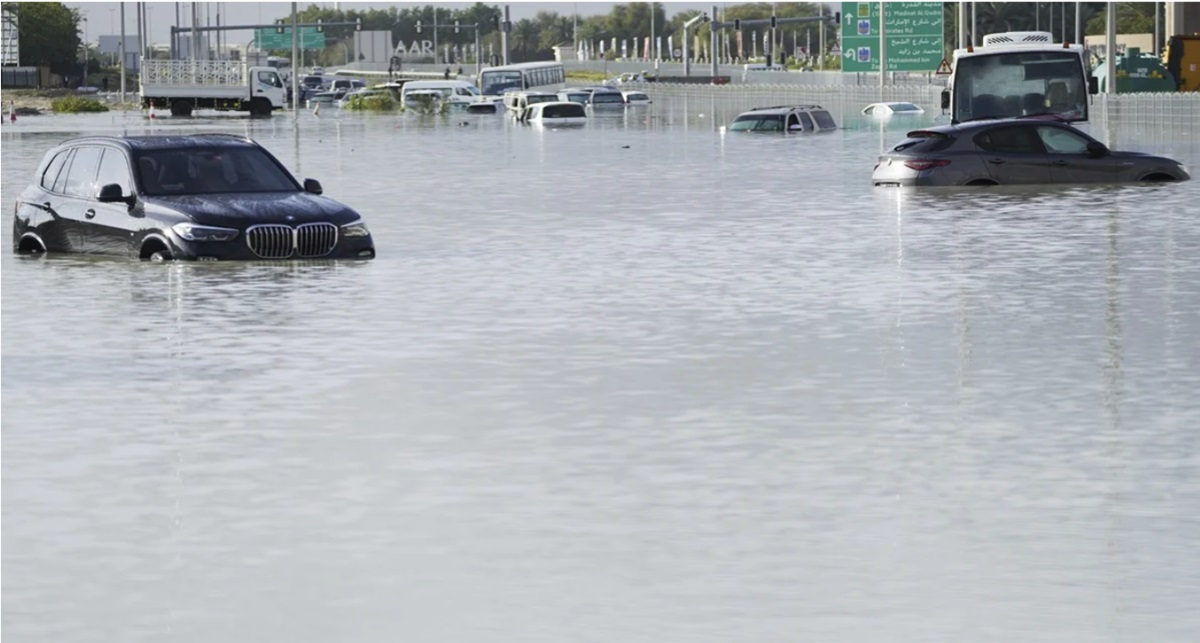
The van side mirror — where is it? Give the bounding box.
[940,89,950,110]
[1088,76,1099,94]
[303,178,323,195]
[97,182,136,206]
[1086,141,1108,158]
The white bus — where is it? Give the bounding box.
[477,61,566,99]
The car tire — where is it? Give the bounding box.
[149,250,173,262]
[171,100,193,117]
[250,98,273,117]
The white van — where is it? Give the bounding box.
[399,80,482,107]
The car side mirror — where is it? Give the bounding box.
[940,89,950,110]
[1088,76,1099,95]
[1086,141,1108,158]
[303,178,323,195]
[97,182,136,206]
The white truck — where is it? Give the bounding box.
[941,31,1099,125]
[140,59,287,117]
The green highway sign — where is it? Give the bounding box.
[255,27,326,51]
[841,2,943,72]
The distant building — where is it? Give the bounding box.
[552,43,575,63]
[99,35,140,71]
[2,8,18,66]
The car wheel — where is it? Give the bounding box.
[250,98,273,117]
[149,250,173,262]
[171,100,193,117]
[1139,173,1177,182]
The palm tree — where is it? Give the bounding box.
[509,18,540,61]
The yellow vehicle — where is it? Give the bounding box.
[1164,35,1200,92]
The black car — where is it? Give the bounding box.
[872,118,1191,187]
[13,134,375,261]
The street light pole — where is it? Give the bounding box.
[120,3,126,101]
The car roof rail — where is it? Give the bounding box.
[188,133,254,143]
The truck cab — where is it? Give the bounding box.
[942,31,1099,124]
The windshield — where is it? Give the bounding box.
[135,147,299,196]
[730,115,784,131]
[953,51,1087,123]
[480,70,522,96]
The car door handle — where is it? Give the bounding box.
[1052,160,1069,166]
[85,209,96,219]
[988,158,1005,165]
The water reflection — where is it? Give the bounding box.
[3,104,1199,642]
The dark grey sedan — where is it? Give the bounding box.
[872,119,1190,187]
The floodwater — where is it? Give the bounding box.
[3,101,1199,642]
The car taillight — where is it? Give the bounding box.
[903,159,951,171]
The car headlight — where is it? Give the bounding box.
[340,220,370,238]
[172,222,239,242]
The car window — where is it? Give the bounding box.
[52,149,75,193]
[40,150,69,191]
[892,131,957,153]
[864,106,875,115]
[95,148,132,194]
[63,146,102,198]
[1036,125,1091,154]
[975,125,1045,154]
[258,71,283,88]
[797,113,814,131]
[135,146,299,196]
[811,111,836,129]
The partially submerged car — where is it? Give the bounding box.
[862,101,924,117]
[728,104,837,133]
[872,119,1191,187]
[622,90,652,105]
[518,101,587,126]
[13,134,375,261]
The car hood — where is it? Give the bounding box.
[145,192,361,228]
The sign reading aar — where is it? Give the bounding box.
[840,2,943,73]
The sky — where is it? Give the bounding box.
[68,1,736,46]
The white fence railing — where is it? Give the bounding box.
[141,60,248,87]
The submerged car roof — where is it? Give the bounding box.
[54,134,260,152]
[738,104,828,116]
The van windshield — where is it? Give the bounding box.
[954,51,1087,122]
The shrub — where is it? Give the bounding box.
[341,93,398,111]
[49,95,109,113]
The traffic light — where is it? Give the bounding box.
[835,11,841,24]
[770,15,777,29]
[275,19,284,35]
[734,19,741,30]
[415,19,422,34]
[454,20,460,34]
[315,18,323,33]
[355,17,362,32]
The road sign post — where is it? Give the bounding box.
[840,1,942,73]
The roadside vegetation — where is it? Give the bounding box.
[341,93,399,112]
[49,95,109,113]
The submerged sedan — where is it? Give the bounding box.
[13,134,375,260]
[872,119,1190,187]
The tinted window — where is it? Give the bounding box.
[1036,125,1091,154]
[797,112,814,131]
[258,71,283,88]
[63,146,102,198]
[40,150,68,190]
[52,149,75,193]
[974,125,1045,153]
[730,115,784,131]
[893,103,921,112]
[135,146,299,195]
[892,132,957,153]
[96,148,132,194]
[811,111,837,129]
[591,92,624,104]
[542,103,585,118]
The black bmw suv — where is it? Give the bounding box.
[13,134,375,261]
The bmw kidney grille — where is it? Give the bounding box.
[246,223,338,259]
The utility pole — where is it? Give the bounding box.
[191,3,198,61]
[501,5,511,65]
[137,2,144,64]
[1105,1,1115,94]
[291,2,299,113]
[1075,1,1081,47]
[818,3,824,70]
[433,7,439,65]
[879,1,885,88]
[120,3,126,102]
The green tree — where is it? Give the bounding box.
[6,2,81,76]
[1085,2,1154,36]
